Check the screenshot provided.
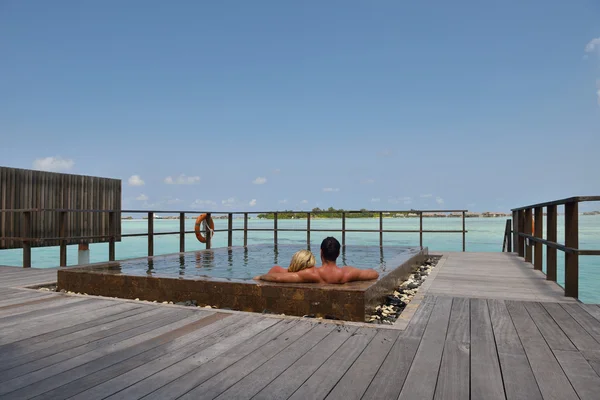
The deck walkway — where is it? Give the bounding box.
[0,253,599,399]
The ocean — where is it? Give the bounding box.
[1,216,598,303]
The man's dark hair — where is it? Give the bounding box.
[320,237,341,262]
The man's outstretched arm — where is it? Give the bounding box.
[341,267,379,283]
[256,269,321,283]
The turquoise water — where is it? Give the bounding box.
[1,216,598,302]
[89,245,416,281]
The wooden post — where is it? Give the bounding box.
[524,208,532,263]
[205,213,211,249]
[108,211,115,261]
[534,207,543,270]
[419,212,423,248]
[148,212,154,257]
[307,212,311,247]
[59,211,67,267]
[517,210,525,257]
[462,211,466,252]
[22,211,31,268]
[243,213,248,247]
[512,211,518,252]
[546,205,557,282]
[565,202,579,298]
[228,213,233,247]
[274,212,278,247]
[379,212,383,247]
[179,212,185,253]
[342,212,346,247]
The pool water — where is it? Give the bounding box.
[106,245,417,280]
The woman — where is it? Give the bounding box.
[265,249,316,274]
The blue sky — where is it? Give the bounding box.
[1,0,599,212]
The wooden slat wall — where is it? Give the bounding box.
[0,166,121,249]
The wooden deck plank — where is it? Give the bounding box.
[104,317,283,400]
[0,292,54,308]
[0,290,52,302]
[253,326,358,400]
[0,305,155,369]
[542,303,599,351]
[580,350,600,376]
[580,304,600,322]
[212,322,336,400]
[470,298,505,400]
[506,300,579,400]
[524,302,577,351]
[560,303,600,343]
[286,327,378,400]
[361,297,436,400]
[434,297,470,400]
[554,350,600,400]
[324,329,399,400]
[69,314,260,400]
[5,312,214,400]
[0,296,99,321]
[397,296,453,400]
[179,320,320,400]
[488,299,542,400]
[0,308,179,388]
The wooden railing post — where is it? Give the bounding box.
[178,212,185,253]
[59,211,67,267]
[342,212,346,247]
[108,211,116,261]
[512,211,518,252]
[565,202,579,298]
[307,212,311,247]
[462,211,466,252]
[517,209,525,257]
[148,212,154,256]
[228,213,233,247]
[534,207,543,270]
[205,213,212,249]
[274,212,278,247]
[379,212,383,247]
[524,208,533,263]
[22,211,31,268]
[546,205,557,282]
[243,213,248,247]
[419,212,423,248]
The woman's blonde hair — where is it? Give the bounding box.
[288,250,316,272]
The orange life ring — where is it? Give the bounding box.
[194,214,214,243]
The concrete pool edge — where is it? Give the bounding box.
[57,246,428,322]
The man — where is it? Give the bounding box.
[256,237,379,283]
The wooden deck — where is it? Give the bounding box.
[0,253,599,399]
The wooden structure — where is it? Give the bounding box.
[510,196,600,299]
[0,167,121,267]
[0,252,599,399]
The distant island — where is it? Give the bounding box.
[583,211,600,216]
[257,207,512,219]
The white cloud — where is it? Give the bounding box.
[371,198,380,203]
[323,188,340,192]
[128,175,145,186]
[585,37,600,53]
[167,198,182,204]
[164,174,200,185]
[221,197,237,207]
[252,177,267,185]
[33,156,74,172]
[249,199,257,207]
[361,179,375,184]
[436,197,445,205]
[136,194,148,201]
[420,194,432,198]
[301,199,308,204]
[278,199,288,204]
[190,199,216,209]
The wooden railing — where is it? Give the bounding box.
[510,196,600,298]
[0,208,469,267]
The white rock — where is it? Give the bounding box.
[135,298,140,301]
